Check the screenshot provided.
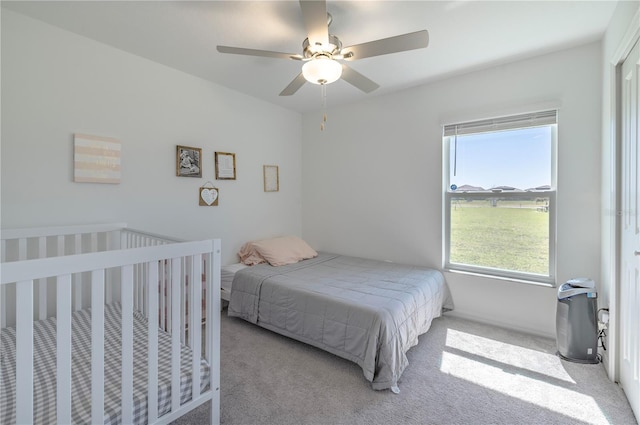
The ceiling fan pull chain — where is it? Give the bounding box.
[320,83,328,131]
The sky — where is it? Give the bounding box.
[448,126,552,191]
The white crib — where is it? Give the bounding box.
[0,223,221,424]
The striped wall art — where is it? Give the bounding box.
[73,133,121,184]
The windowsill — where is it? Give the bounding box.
[443,267,556,288]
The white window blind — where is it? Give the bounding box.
[444,110,557,137]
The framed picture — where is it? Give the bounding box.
[215,152,236,180]
[263,165,279,192]
[176,145,202,177]
[199,184,219,206]
[74,133,121,184]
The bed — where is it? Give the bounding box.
[0,223,221,424]
[226,238,452,392]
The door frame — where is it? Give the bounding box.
[609,8,640,382]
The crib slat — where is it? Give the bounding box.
[38,237,47,320]
[171,257,181,411]
[205,257,211,360]
[74,233,81,253]
[74,233,82,311]
[57,234,64,256]
[164,262,171,332]
[18,238,27,262]
[147,261,159,423]
[142,264,146,314]
[191,255,202,399]
[16,280,33,425]
[91,269,105,423]
[121,264,134,424]
[56,274,72,424]
[0,281,4,328]
[159,259,166,330]
[181,257,187,343]
[134,264,139,312]
[1,240,6,327]
[139,262,145,314]
[208,241,222,425]
[91,232,98,252]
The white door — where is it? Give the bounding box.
[620,37,640,422]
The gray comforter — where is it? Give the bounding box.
[228,253,453,391]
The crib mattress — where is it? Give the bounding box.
[0,303,210,425]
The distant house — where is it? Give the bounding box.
[526,185,552,191]
[456,184,485,192]
[489,185,523,192]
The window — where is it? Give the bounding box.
[443,110,557,285]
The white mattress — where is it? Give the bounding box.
[221,263,247,300]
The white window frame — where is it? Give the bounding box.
[442,111,557,286]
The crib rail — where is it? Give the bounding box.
[0,235,221,424]
[121,228,185,248]
[1,223,128,326]
[0,224,193,330]
[0,222,127,242]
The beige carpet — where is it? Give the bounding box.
[173,311,637,425]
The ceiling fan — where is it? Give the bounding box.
[216,0,429,97]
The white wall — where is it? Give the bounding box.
[1,9,302,265]
[600,0,640,376]
[302,42,603,337]
[1,6,613,339]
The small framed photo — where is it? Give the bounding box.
[176,145,202,177]
[215,152,236,180]
[263,165,279,192]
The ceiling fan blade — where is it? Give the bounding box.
[299,0,329,48]
[217,45,303,61]
[280,73,307,96]
[340,64,379,93]
[341,30,429,61]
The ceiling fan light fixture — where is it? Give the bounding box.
[302,56,342,85]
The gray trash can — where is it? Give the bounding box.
[556,278,599,364]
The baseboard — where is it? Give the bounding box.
[599,349,615,380]
[444,310,556,340]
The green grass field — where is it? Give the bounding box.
[450,202,549,275]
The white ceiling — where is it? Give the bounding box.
[2,0,620,113]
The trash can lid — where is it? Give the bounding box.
[558,281,597,299]
[566,277,595,289]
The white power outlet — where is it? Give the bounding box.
[598,309,610,330]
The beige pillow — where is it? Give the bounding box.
[251,236,318,267]
[238,241,266,266]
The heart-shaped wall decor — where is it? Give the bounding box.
[200,187,218,206]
